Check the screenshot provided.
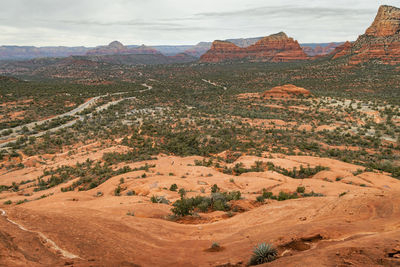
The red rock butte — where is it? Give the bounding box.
[200,32,308,63]
[262,84,311,98]
[332,5,400,65]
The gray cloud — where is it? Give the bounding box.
[196,6,375,18]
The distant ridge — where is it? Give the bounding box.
[200,32,308,63]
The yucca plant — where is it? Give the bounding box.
[249,243,278,265]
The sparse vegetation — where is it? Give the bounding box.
[249,243,278,265]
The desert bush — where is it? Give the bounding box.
[296,186,305,193]
[150,195,170,204]
[126,190,135,196]
[249,243,277,265]
[169,184,178,191]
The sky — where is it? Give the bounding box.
[0,0,399,47]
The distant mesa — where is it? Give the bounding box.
[331,5,400,65]
[302,42,344,57]
[262,84,311,98]
[200,32,309,63]
[108,40,124,49]
[86,41,159,56]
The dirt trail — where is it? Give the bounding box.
[0,208,81,260]
[202,79,227,90]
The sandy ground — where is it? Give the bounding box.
[1,145,400,266]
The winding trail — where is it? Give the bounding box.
[202,79,227,90]
[140,83,153,92]
[0,83,154,149]
[0,208,81,259]
[0,94,141,149]
[0,92,128,139]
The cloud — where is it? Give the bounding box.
[195,6,375,18]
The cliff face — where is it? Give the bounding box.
[332,5,400,65]
[200,32,308,63]
[365,5,400,37]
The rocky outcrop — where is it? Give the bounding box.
[331,41,353,60]
[332,5,400,65]
[365,5,400,37]
[302,42,344,57]
[86,41,159,56]
[200,32,308,63]
[262,84,311,98]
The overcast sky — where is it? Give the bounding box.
[0,0,399,47]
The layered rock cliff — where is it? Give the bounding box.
[200,32,308,63]
[332,5,400,65]
[262,84,311,98]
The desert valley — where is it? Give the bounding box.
[0,3,400,267]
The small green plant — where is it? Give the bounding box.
[178,188,186,198]
[353,169,364,176]
[114,185,121,196]
[211,242,220,249]
[126,211,135,216]
[256,195,266,202]
[249,243,278,265]
[150,195,170,204]
[296,186,305,194]
[126,190,135,196]
[3,200,12,205]
[16,199,28,205]
[339,191,347,197]
[211,184,220,193]
[170,184,178,191]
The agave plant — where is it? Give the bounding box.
[249,243,278,265]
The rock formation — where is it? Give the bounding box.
[86,41,159,56]
[332,5,400,65]
[200,32,308,63]
[262,84,311,98]
[365,5,400,37]
[302,42,344,56]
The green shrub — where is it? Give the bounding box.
[211,184,220,193]
[114,185,121,196]
[211,242,220,249]
[249,243,277,265]
[150,195,170,204]
[171,197,195,216]
[3,200,12,205]
[126,190,135,196]
[296,186,305,193]
[178,188,186,198]
[256,195,265,202]
[169,184,178,191]
[16,199,28,205]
